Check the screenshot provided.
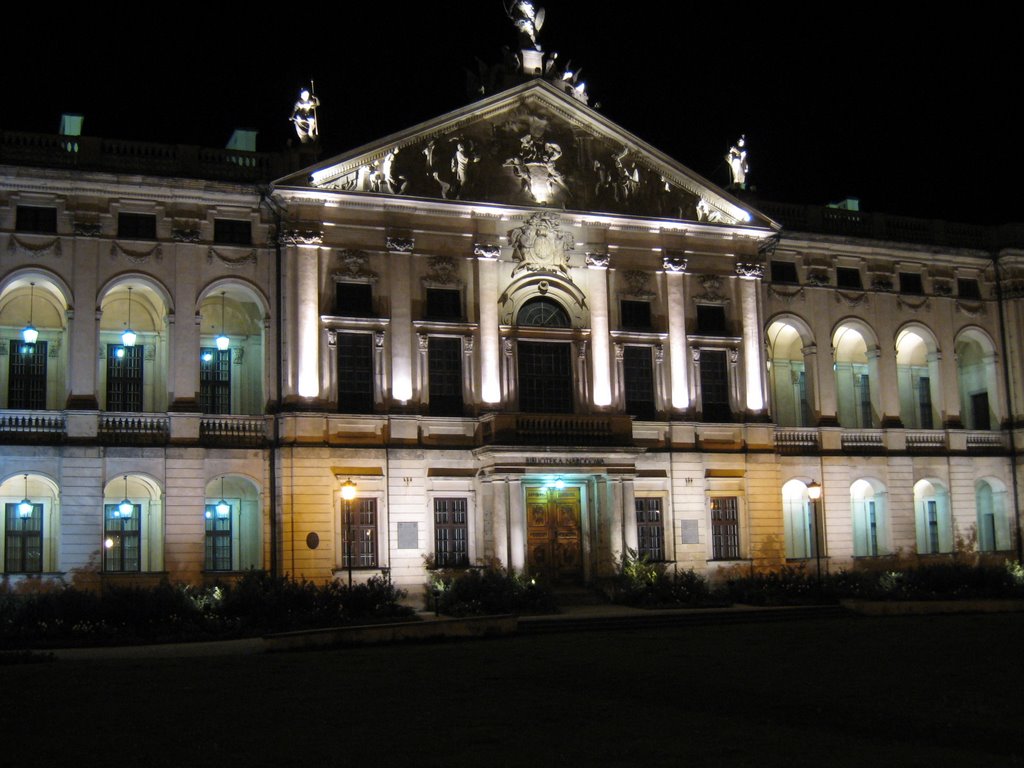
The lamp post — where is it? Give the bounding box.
[807,480,823,591]
[341,479,357,588]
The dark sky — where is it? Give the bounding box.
[5,3,1011,224]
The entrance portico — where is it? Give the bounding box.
[475,449,640,583]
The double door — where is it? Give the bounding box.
[525,486,582,584]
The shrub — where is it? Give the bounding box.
[612,550,717,607]
[426,566,556,616]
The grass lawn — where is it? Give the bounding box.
[3,613,1022,767]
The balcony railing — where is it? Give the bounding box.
[99,414,169,445]
[840,431,884,451]
[200,416,267,447]
[0,411,66,442]
[966,431,1006,449]
[486,413,634,446]
[906,431,946,450]
[774,428,819,452]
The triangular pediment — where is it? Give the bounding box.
[275,79,774,229]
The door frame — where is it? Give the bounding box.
[521,477,593,583]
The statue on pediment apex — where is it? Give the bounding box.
[505,0,545,51]
[509,213,574,277]
[291,84,320,144]
[726,135,749,188]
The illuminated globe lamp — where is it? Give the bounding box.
[806,481,822,502]
[215,291,230,351]
[121,286,137,349]
[116,475,133,518]
[340,479,357,502]
[17,474,33,519]
[211,477,230,519]
[21,282,39,349]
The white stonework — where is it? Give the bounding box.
[1,78,1022,592]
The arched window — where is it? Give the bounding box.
[0,277,70,411]
[517,298,570,328]
[198,284,267,415]
[851,479,888,557]
[767,319,814,427]
[896,327,940,429]
[833,323,877,429]
[955,329,999,430]
[975,479,1010,552]
[0,473,60,574]
[102,475,163,572]
[914,479,952,555]
[782,479,816,560]
[204,475,262,571]
[98,281,170,413]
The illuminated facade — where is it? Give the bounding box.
[1,75,1022,591]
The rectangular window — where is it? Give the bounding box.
[425,288,462,320]
[957,278,982,300]
[620,300,652,330]
[623,345,656,419]
[15,205,57,234]
[337,333,374,414]
[926,500,939,554]
[4,503,42,573]
[103,503,141,572]
[918,376,933,430]
[335,282,374,317]
[8,340,47,410]
[836,267,863,290]
[699,349,731,422]
[900,272,924,295]
[117,212,157,240]
[711,497,740,560]
[341,498,377,568]
[517,341,573,414]
[770,261,799,284]
[199,348,231,414]
[858,373,872,428]
[428,337,463,416]
[866,500,878,557]
[434,497,469,567]
[635,497,665,562]
[971,391,991,431]
[696,305,728,336]
[106,344,144,412]
[205,504,232,571]
[213,218,251,245]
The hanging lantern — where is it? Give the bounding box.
[117,475,133,518]
[121,286,137,347]
[17,474,33,519]
[214,291,230,351]
[21,282,38,346]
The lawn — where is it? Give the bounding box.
[3,613,1021,767]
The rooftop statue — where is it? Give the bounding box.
[505,0,545,50]
[291,84,320,144]
[726,135,749,187]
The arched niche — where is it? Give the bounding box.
[196,281,268,415]
[97,276,172,412]
[0,272,71,410]
[204,474,262,571]
[832,319,880,429]
[895,323,941,429]
[101,473,164,572]
[766,315,816,427]
[954,326,1000,430]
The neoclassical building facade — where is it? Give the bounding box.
[1,76,1021,591]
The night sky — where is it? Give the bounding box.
[5,3,1011,224]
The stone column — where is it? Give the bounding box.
[622,478,638,552]
[802,344,821,424]
[587,253,612,407]
[663,253,690,412]
[295,244,320,399]
[169,305,200,411]
[476,245,501,405]
[737,263,766,416]
[875,343,901,427]
[66,308,98,409]
[508,477,525,571]
[492,476,509,568]
[388,238,413,403]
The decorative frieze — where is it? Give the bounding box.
[661,251,687,273]
[585,251,610,269]
[735,262,764,279]
[386,236,415,253]
[279,229,324,246]
[73,221,101,237]
[207,248,257,268]
[111,241,162,263]
[8,235,61,259]
[473,243,501,260]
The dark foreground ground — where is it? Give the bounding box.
[3,613,1021,767]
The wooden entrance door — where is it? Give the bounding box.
[525,486,582,583]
